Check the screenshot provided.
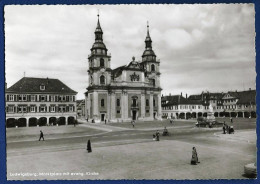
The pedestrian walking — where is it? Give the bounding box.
[132,120,135,128]
[223,124,226,134]
[39,130,44,141]
[87,140,92,153]
[153,134,156,141]
[230,117,233,123]
[191,147,200,165]
[156,130,160,141]
[105,119,107,124]
[73,120,76,127]
[227,126,230,134]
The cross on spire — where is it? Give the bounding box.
[147,21,150,37]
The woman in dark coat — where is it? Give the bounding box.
[87,140,92,153]
[191,147,200,165]
[156,130,160,141]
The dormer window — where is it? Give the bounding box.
[40,84,45,91]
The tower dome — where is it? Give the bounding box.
[91,13,107,51]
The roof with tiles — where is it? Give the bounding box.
[162,95,204,106]
[6,77,77,94]
[233,90,256,105]
[162,89,255,107]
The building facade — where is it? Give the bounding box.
[5,77,77,127]
[85,16,162,123]
[76,99,86,118]
[162,89,256,119]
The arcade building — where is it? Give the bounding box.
[85,15,162,123]
[5,77,77,127]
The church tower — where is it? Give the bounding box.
[88,13,112,87]
[142,22,161,89]
[86,13,112,122]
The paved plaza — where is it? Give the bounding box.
[6,118,256,180]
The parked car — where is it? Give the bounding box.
[244,163,256,178]
[195,117,223,128]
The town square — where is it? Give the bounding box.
[4,4,257,180]
[7,117,256,179]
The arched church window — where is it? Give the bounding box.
[100,75,105,85]
[151,64,155,72]
[152,79,156,87]
[101,99,105,107]
[100,58,105,67]
[133,99,137,107]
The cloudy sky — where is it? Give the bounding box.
[5,4,255,99]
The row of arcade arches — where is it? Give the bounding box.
[6,116,76,128]
[172,111,256,119]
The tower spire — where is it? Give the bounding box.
[94,10,103,41]
[145,21,152,49]
[142,21,156,61]
[96,9,101,30]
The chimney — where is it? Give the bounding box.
[181,92,182,97]
[47,77,49,85]
[249,88,251,91]
[186,93,187,99]
[169,93,171,96]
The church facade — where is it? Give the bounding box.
[85,16,162,123]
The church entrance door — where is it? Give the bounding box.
[101,114,105,121]
[132,111,137,120]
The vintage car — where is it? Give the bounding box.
[244,163,257,178]
[195,117,223,128]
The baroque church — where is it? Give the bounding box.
[85,15,162,123]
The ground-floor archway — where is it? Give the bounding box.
[38,117,47,126]
[49,117,57,125]
[214,112,219,117]
[224,112,230,117]
[250,111,256,118]
[203,113,207,118]
[6,118,16,128]
[244,111,250,118]
[191,112,197,118]
[237,112,243,117]
[17,118,27,127]
[179,113,185,119]
[68,116,75,125]
[198,112,202,117]
[29,117,37,127]
[58,117,66,125]
[186,112,191,119]
[231,112,237,118]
